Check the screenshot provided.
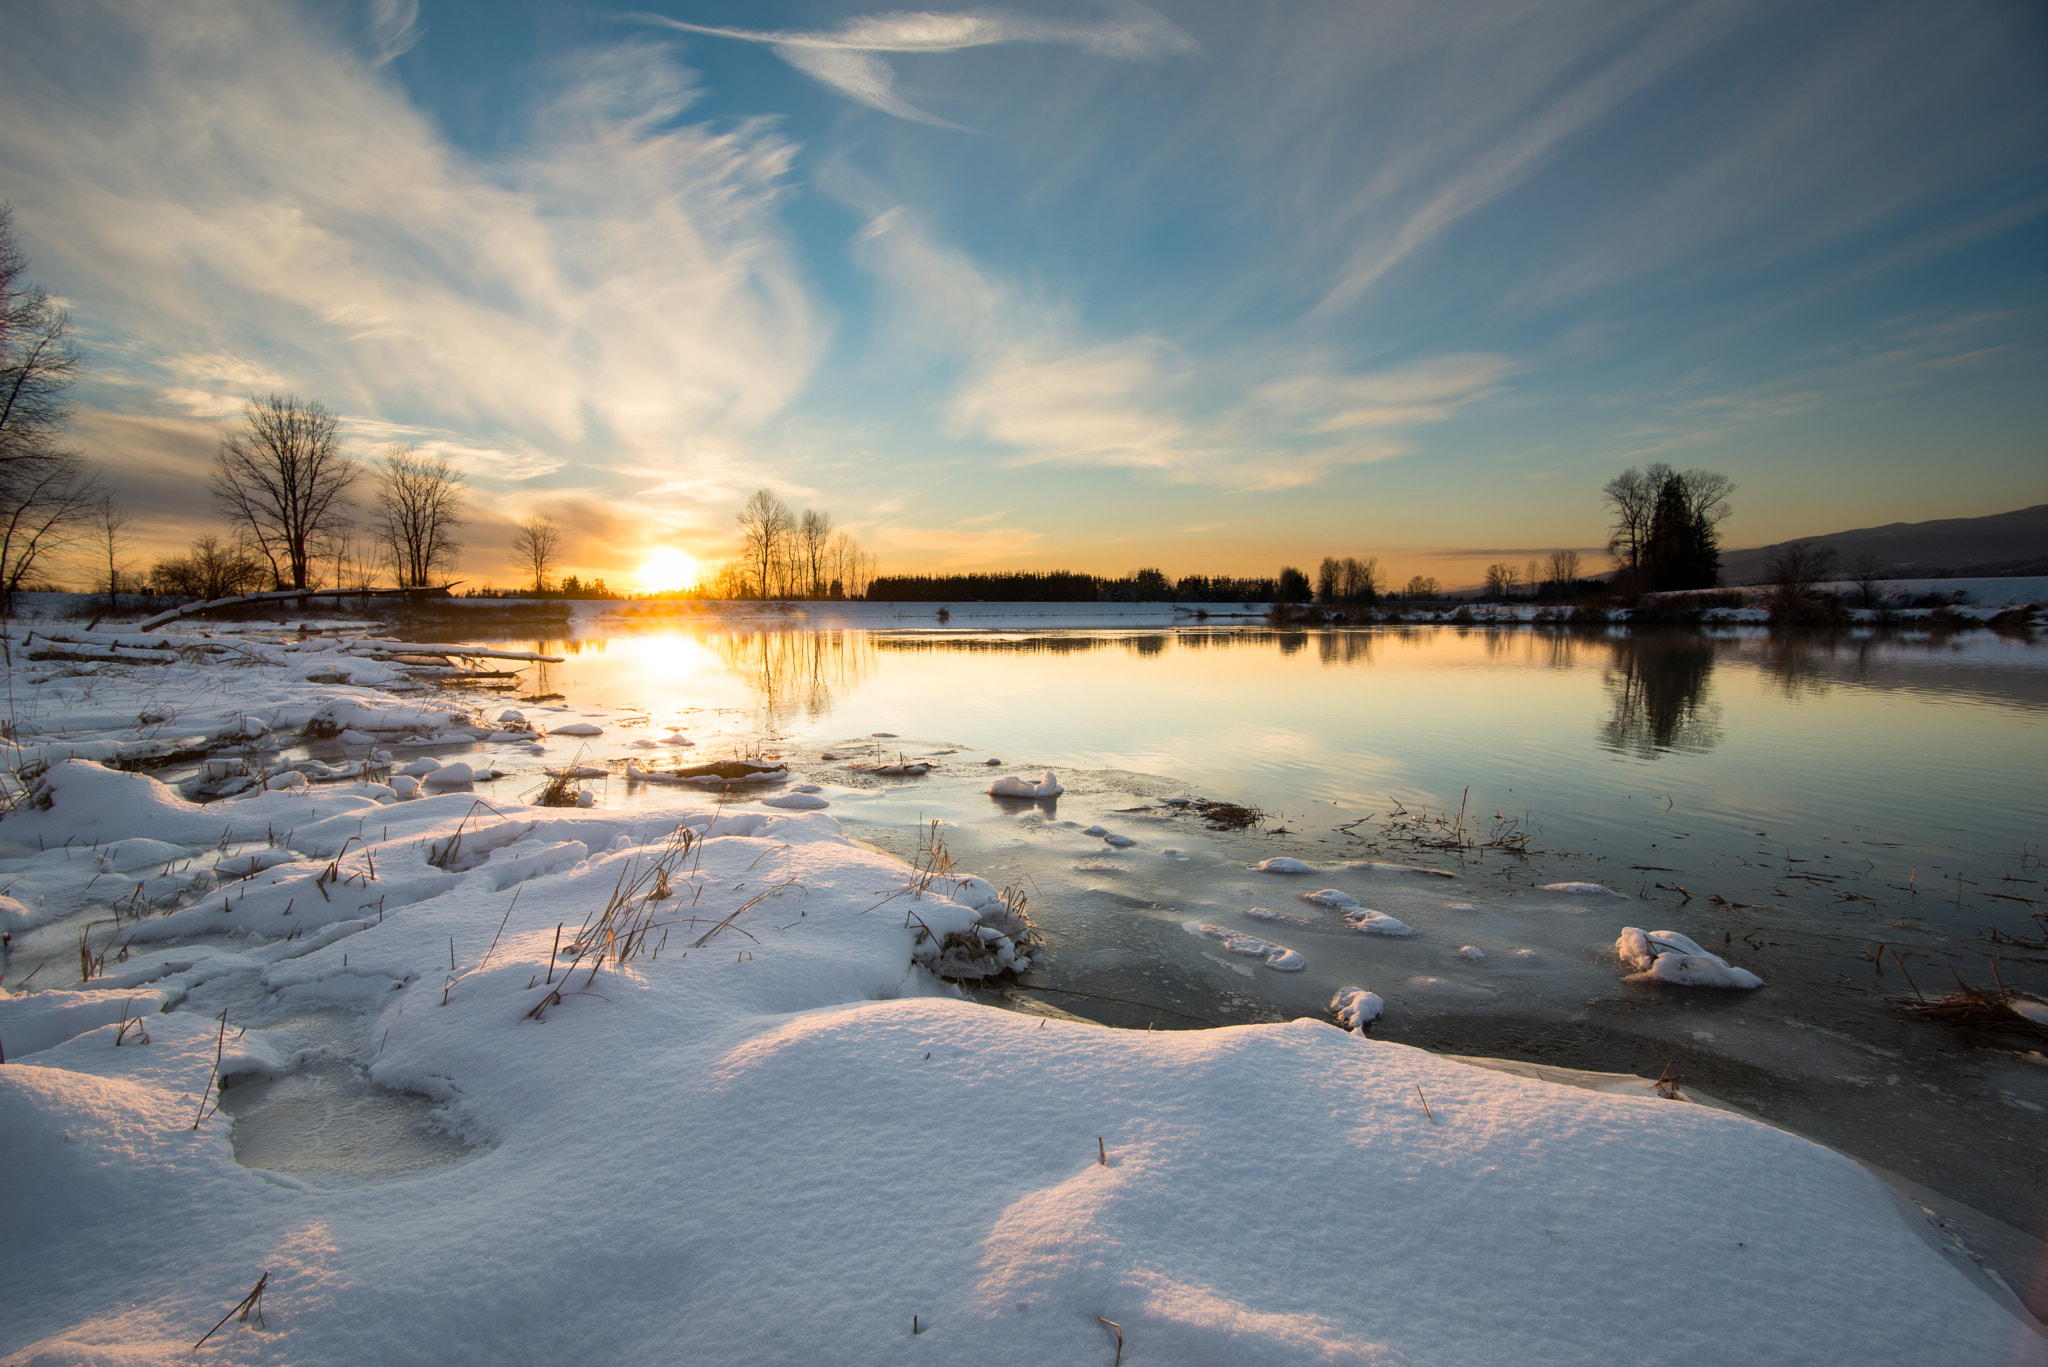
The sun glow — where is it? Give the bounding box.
[636,549,701,592]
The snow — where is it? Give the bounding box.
[0,628,2037,1367]
[1616,927,1766,990]
[1329,987,1384,1033]
[988,770,1063,798]
[761,793,832,810]
[552,722,604,736]
[1193,923,1307,972]
[1298,890,1416,937]
[1542,881,1618,896]
[1255,857,1313,874]
[1102,832,1136,848]
[1344,859,1454,878]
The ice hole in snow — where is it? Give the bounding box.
[222,1063,479,1185]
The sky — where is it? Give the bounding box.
[1,0,2044,593]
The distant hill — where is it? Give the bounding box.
[1718,504,2048,585]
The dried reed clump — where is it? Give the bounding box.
[526,826,785,1021]
[1192,799,1265,831]
[890,822,1042,981]
[530,770,583,807]
[1895,954,2048,1042]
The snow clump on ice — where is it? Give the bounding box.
[1300,889,1415,936]
[1196,924,1306,971]
[1344,860,1455,878]
[988,771,1063,798]
[1543,881,1618,896]
[1331,987,1384,1032]
[761,793,830,810]
[1242,906,1311,926]
[1616,927,1763,989]
[1255,857,1313,874]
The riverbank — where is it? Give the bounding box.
[1,628,2042,1364]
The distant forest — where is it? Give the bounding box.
[865,569,1280,603]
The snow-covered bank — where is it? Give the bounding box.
[2,638,2042,1364]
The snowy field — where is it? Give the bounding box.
[2,627,2043,1364]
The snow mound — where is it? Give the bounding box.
[421,762,479,787]
[1616,927,1764,990]
[1255,857,1313,874]
[1330,987,1384,1032]
[1457,945,1487,961]
[761,793,831,810]
[1542,881,1618,896]
[1345,908,1414,937]
[989,771,1063,798]
[1300,888,1361,910]
[553,722,604,736]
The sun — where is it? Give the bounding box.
[636,548,701,592]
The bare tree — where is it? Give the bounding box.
[1847,552,1887,608]
[1762,541,1837,614]
[374,445,465,588]
[211,394,357,591]
[735,488,793,599]
[513,513,560,595]
[1601,466,1665,575]
[0,205,101,609]
[1402,574,1440,601]
[797,508,833,598]
[1483,561,1520,599]
[151,533,269,600]
[91,494,132,613]
[1544,548,1582,594]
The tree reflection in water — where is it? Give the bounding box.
[711,629,875,731]
[1598,634,1721,757]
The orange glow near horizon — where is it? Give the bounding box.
[635,549,701,592]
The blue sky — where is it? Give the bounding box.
[2,0,2043,589]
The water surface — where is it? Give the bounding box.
[437,618,2046,1271]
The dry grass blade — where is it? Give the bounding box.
[192,1272,269,1351]
[1097,1315,1124,1367]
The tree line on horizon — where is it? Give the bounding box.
[7,203,1759,614]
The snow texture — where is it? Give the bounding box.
[1255,857,1314,874]
[0,627,2033,1367]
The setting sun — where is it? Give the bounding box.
[635,548,700,592]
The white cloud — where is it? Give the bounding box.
[639,3,1194,126]
[854,208,1512,490]
[0,1,824,549]
[366,0,424,66]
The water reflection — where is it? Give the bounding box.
[711,630,874,731]
[1597,634,1721,757]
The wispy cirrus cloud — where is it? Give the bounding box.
[852,206,1512,489]
[636,4,1194,128]
[0,1,826,576]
